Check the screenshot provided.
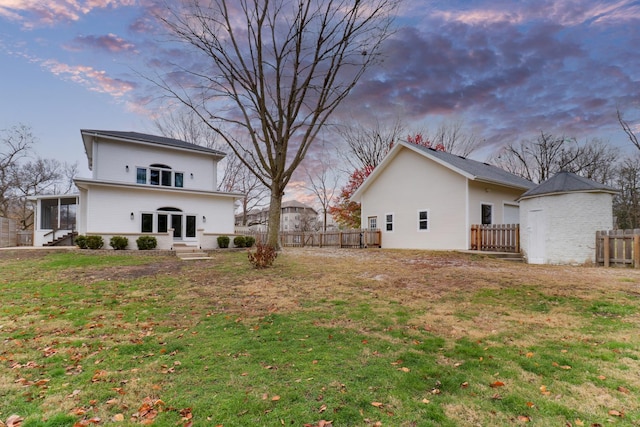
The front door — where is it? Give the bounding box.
[527,209,545,264]
[172,215,182,239]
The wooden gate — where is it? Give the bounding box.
[470,224,520,253]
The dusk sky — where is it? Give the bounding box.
[2,0,640,201]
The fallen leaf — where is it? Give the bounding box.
[6,415,24,427]
[608,409,623,417]
[398,367,410,372]
[318,404,327,413]
[526,352,534,358]
[526,402,535,408]
[574,419,584,426]
[371,402,384,408]
[490,381,505,388]
[112,414,125,422]
[517,415,531,422]
[421,398,430,404]
[460,382,469,388]
[597,375,606,380]
[617,386,629,394]
[271,395,280,401]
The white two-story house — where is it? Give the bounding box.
[31,130,243,250]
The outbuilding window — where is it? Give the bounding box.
[418,210,429,231]
[385,213,394,232]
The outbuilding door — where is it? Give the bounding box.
[527,209,545,264]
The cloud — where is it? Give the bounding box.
[0,0,135,29]
[64,33,137,53]
[40,59,136,97]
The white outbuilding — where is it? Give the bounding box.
[518,171,617,265]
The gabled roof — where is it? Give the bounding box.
[352,141,535,201]
[80,129,226,169]
[518,171,618,200]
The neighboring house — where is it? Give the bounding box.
[236,200,318,232]
[351,140,535,250]
[519,171,617,264]
[31,130,243,249]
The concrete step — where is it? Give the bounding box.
[173,243,211,260]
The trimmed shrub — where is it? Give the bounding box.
[244,236,256,248]
[86,235,104,250]
[247,243,278,269]
[109,236,129,250]
[75,235,88,249]
[217,235,230,249]
[233,235,247,248]
[136,236,157,250]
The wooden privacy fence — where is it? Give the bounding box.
[470,224,520,253]
[246,229,381,248]
[0,217,17,248]
[596,229,640,268]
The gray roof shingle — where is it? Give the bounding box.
[519,171,618,199]
[410,144,535,190]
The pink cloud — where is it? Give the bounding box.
[40,59,136,97]
[0,0,135,28]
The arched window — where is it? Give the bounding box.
[136,164,184,187]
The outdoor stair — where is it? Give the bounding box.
[173,243,211,260]
[44,231,77,247]
[491,252,524,263]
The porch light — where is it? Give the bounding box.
[190,173,194,179]
[130,212,134,220]
[203,216,206,223]
[126,165,129,172]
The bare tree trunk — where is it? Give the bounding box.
[266,189,284,249]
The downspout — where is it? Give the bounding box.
[465,178,470,249]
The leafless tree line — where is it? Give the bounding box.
[0,124,77,229]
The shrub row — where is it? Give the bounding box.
[75,235,157,250]
[217,235,255,248]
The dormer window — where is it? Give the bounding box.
[136,164,184,188]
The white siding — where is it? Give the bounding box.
[360,148,468,250]
[520,192,614,264]
[82,185,236,237]
[467,181,523,225]
[92,138,218,191]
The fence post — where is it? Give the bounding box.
[634,234,640,269]
[603,234,610,267]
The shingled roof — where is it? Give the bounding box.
[518,171,617,200]
[409,143,536,190]
[81,129,226,166]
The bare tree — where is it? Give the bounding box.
[304,148,339,231]
[617,108,640,151]
[338,118,405,171]
[613,155,640,229]
[154,107,221,149]
[220,152,269,226]
[11,158,76,229]
[0,124,34,217]
[429,118,478,157]
[494,132,616,184]
[153,0,398,247]
[155,108,269,220]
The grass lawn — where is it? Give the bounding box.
[0,248,639,427]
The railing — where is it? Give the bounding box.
[470,224,520,253]
[596,229,640,268]
[240,229,381,248]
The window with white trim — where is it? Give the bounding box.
[418,210,429,231]
[385,213,394,232]
[136,164,185,188]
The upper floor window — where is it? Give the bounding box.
[136,164,184,188]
